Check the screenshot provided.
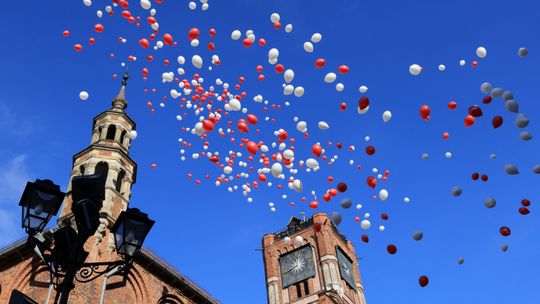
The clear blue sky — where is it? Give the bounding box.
[0,1,539,303]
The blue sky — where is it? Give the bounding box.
[0,0,539,303]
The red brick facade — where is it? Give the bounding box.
[262,213,367,304]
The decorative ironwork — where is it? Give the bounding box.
[274,218,313,240]
[75,262,124,283]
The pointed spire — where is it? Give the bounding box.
[112,69,130,110]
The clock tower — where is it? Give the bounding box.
[262,213,367,304]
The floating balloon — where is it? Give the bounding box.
[451,186,462,197]
[315,58,326,68]
[128,130,137,140]
[383,111,392,122]
[515,114,529,128]
[163,33,173,45]
[492,116,503,128]
[303,42,314,53]
[484,197,496,209]
[468,105,483,117]
[379,189,389,201]
[457,257,465,265]
[229,98,241,111]
[534,165,540,174]
[480,82,492,94]
[79,91,89,100]
[358,97,369,114]
[340,198,352,209]
[338,65,350,74]
[504,165,519,175]
[312,144,322,157]
[192,55,203,68]
[318,121,329,130]
[419,105,430,120]
[499,226,511,237]
[464,115,475,127]
[518,47,528,57]
[271,163,282,177]
[505,100,519,113]
[360,219,371,230]
[246,141,258,155]
[311,33,322,43]
[337,183,347,193]
[412,231,423,241]
[331,213,342,226]
[476,46,487,58]
[324,73,337,83]
[409,64,422,76]
[419,276,429,287]
[501,244,508,252]
[387,244,397,255]
[520,131,533,141]
[491,88,504,98]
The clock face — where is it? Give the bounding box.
[336,246,356,289]
[279,245,316,288]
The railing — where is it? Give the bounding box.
[274,218,314,240]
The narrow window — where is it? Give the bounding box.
[120,130,127,145]
[115,170,125,192]
[106,125,117,140]
[80,165,85,175]
[296,283,302,298]
[95,162,109,180]
[303,280,309,295]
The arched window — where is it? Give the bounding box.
[95,162,109,180]
[80,165,85,175]
[120,130,127,146]
[106,125,117,140]
[115,169,125,192]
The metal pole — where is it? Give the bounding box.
[99,265,122,304]
[44,282,53,304]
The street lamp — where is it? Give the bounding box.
[17,173,155,304]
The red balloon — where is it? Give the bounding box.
[138,38,149,48]
[309,201,319,209]
[337,182,347,193]
[63,30,70,37]
[471,172,479,180]
[258,38,266,46]
[312,143,322,157]
[151,164,157,169]
[340,102,347,111]
[73,44,83,51]
[246,141,258,155]
[358,97,369,111]
[94,24,104,33]
[499,226,511,237]
[322,193,331,202]
[275,64,285,74]
[338,65,350,74]
[258,174,267,182]
[419,275,429,287]
[367,176,377,189]
[147,16,156,24]
[492,116,503,128]
[365,146,375,155]
[448,101,457,110]
[442,132,449,139]
[188,28,200,41]
[481,174,488,182]
[247,114,258,125]
[361,234,369,243]
[242,38,253,47]
[519,207,530,215]
[209,28,216,38]
[163,33,173,45]
[381,213,389,220]
[202,120,214,132]
[387,244,397,255]
[483,96,493,104]
[419,105,430,120]
[278,131,288,142]
[315,58,326,68]
[464,115,475,127]
[521,199,531,207]
[468,105,483,117]
[142,68,149,75]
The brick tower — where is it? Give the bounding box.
[262,213,367,304]
[0,74,219,304]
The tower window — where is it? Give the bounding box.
[79,165,85,175]
[95,162,109,180]
[303,280,309,295]
[115,169,125,192]
[120,130,127,145]
[295,283,302,298]
[106,125,117,140]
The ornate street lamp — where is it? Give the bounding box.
[17,174,155,304]
[19,179,65,235]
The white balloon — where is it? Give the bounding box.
[292,179,303,193]
[284,236,292,245]
[284,69,294,83]
[96,10,103,18]
[224,166,233,174]
[383,110,392,122]
[283,85,294,95]
[128,130,137,140]
[304,42,314,53]
[190,39,199,47]
[379,189,389,201]
[360,219,371,230]
[318,121,329,130]
[324,73,337,83]
[306,158,319,169]
[268,48,279,59]
[311,33,322,43]
[177,55,185,65]
[476,46,487,58]
[192,55,203,69]
[231,30,241,40]
[359,85,368,93]
[285,24,293,33]
[295,235,303,246]
[229,98,241,111]
[409,64,422,76]
[459,59,466,66]
[294,86,305,97]
[438,64,446,71]
[271,163,283,177]
[403,197,410,203]
[189,1,196,9]
[271,13,280,23]
[79,91,89,100]
[140,0,151,10]
[296,121,307,132]
[83,0,92,7]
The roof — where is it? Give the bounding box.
[0,237,219,304]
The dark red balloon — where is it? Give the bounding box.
[419,275,429,287]
[361,234,369,243]
[492,116,503,128]
[519,207,530,215]
[365,146,375,155]
[472,172,479,180]
[483,96,493,104]
[381,213,389,220]
[481,174,488,182]
[387,244,397,255]
[359,97,370,111]
[468,105,483,117]
[499,226,511,237]
[337,182,347,193]
[521,199,531,207]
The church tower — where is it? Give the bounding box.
[262,213,367,304]
[58,71,137,253]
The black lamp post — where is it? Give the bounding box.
[18,174,154,304]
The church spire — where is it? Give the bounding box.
[112,70,130,110]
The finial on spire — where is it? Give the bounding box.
[112,69,130,110]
